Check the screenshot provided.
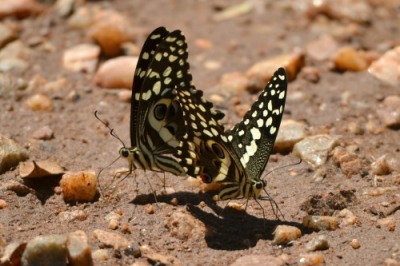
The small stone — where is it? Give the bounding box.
[218,71,249,94]
[92,229,129,249]
[60,171,98,202]
[55,0,75,17]
[0,40,31,61]
[94,56,138,89]
[377,217,396,231]
[230,254,289,266]
[24,94,54,111]
[274,120,307,153]
[336,208,359,226]
[350,239,360,249]
[235,103,251,118]
[299,66,320,83]
[105,211,122,230]
[140,245,182,266]
[0,57,28,72]
[377,95,400,129]
[209,94,225,104]
[384,258,399,266]
[333,46,369,72]
[170,197,178,206]
[308,0,372,23]
[246,51,305,92]
[306,35,339,61]
[19,160,64,178]
[117,90,131,102]
[144,204,155,214]
[120,223,131,234]
[91,249,109,261]
[195,38,213,50]
[299,253,325,266]
[66,90,80,102]
[0,134,29,174]
[88,10,135,57]
[31,126,54,140]
[0,199,7,209]
[306,235,329,251]
[121,42,140,56]
[203,60,221,70]
[0,22,17,48]
[368,46,400,86]
[303,215,339,231]
[371,155,391,175]
[67,230,93,266]
[227,202,245,212]
[21,235,68,266]
[58,210,88,222]
[1,180,32,195]
[63,43,100,73]
[165,210,205,241]
[293,135,339,168]
[272,225,302,245]
[0,242,27,266]
[44,78,68,93]
[0,0,44,19]
[345,121,364,135]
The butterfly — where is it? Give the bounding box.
[174,67,288,202]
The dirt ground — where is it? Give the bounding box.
[1,0,400,265]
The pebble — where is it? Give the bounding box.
[0,22,17,48]
[377,217,396,231]
[0,40,31,61]
[230,254,288,266]
[203,60,221,70]
[140,245,182,266]
[31,126,54,140]
[368,46,400,86]
[88,9,135,57]
[306,235,329,251]
[60,171,98,202]
[170,197,178,206]
[306,35,339,61]
[144,204,155,214]
[298,253,325,266]
[0,133,29,174]
[92,229,129,249]
[377,95,400,129]
[195,38,213,50]
[44,78,68,93]
[55,0,75,17]
[333,46,370,72]
[21,235,68,266]
[303,215,339,231]
[105,211,122,229]
[121,42,140,56]
[246,51,305,91]
[0,242,27,265]
[227,202,245,211]
[94,56,138,89]
[0,180,32,195]
[293,134,339,168]
[351,239,361,249]
[67,230,93,266]
[218,71,249,94]
[0,199,7,209]
[371,155,392,175]
[63,43,100,73]
[91,249,109,261]
[117,89,132,102]
[24,94,54,111]
[0,0,44,19]
[235,103,251,118]
[336,208,359,226]
[58,209,88,222]
[272,225,302,245]
[0,57,28,71]
[165,210,205,241]
[66,90,80,102]
[19,159,64,178]
[274,120,307,153]
[299,66,320,83]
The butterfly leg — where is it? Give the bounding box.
[143,170,160,208]
[261,188,285,221]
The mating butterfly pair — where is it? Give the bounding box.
[118,27,287,204]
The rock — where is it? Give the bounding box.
[331,146,363,177]
[235,103,250,118]
[306,235,329,251]
[94,56,138,89]
[230,254,289,266]
[0,199,7,209]
[0,0,44,19]
[67,230,93,266]
[91,249,109,261]
[351,239,361,249]
[92,229,129,249]
[31,126,54,140]
[44,78,68,93]
[298,253,325,266]
[63,43,100,73]
[0,57,28,71]
[140,245,182,266]
[88,9,135,57]
[371,155,392,175]
[21,235,68,266]
[0,40,31,61]
[299,66,320,83]
[293,134,339,168]
[165,210,205,241]
[333,46,370,72]
[376,95,400,129]
[377,217,396,231]
[195,38,213,50]
[272,225,302,245]
[117,90,131,102]
[368,46,400,86]
[303,215,339,231]
[0,23,17,48]
[0,134,29,174]
[58,210,88,222]
[144,204,155,214]
[0,242,27,266]
[336,208,359,226]
[306,35,339,61]
[55,0,75,17]
[24,94,54,111]
[19,160,64,178]
[203,60,221,70]
[105,211,122,230]
[0,180,32,195]
[60,171,98,202]
[246,51,305,92]
[227,202,245,212]
[274,120,307,153]
[67,6,94,29]
[218,71,249,94]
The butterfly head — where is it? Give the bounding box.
[250,179,266,199]
[119,147,137,172]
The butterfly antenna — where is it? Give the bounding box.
[263,158,302,178]
[94,110,126,147]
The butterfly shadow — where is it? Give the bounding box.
[131,191,306,251]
